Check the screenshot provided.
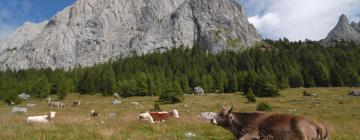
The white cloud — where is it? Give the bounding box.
[239,0,360,40]
[248,13,280,37]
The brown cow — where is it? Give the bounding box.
[139,110,180,123]
[211,106,328,140]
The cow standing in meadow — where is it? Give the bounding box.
[72,100,81,106]
[47,98,65,109]
[139,109,180,123]
[211,106,328,140]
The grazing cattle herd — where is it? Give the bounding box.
[16,97,329,140]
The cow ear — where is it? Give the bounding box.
[229,106,233,113]
[223,106,233,115]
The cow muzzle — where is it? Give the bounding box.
[210,119,217,125]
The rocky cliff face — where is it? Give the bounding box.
[324,14,360,43]
[0,0,261,70]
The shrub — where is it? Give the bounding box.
[246,89,256,103]
[152,102,162,111]
[159,92,183,104]
[6,96,21,105]
[257,102,272,112]
[158,81,184,104]
[303,91,317,97]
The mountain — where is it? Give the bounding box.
[0,0,261,70]
[324,14,360,43]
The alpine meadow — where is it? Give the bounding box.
[0,0,360,139]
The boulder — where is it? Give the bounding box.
[194,86,205,95]
[199,112,217,120]
[26,104,37,108]
[11,107,27,113]
[18,93,31,100]
[112,100,121,105]
[113,93,120,98]
[108,113,117,119]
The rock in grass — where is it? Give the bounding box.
[112,100,121,105]
[184,132,196,138]
[199,112,217,120]
[108,113,117,119]
[26,104,37,108]
[11,107,27,113]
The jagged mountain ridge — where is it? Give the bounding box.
[0,0,261,70]
[324,14,360,43]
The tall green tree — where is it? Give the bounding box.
[100,64,116,96]
[30,75,51,98]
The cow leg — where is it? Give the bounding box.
[239,134,260,140]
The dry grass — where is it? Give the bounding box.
[0,87,359,140]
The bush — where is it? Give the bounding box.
[257,102,272,112]
[6,96,21,105]
[246,89,256,103]
[159,81,184,104]
[159,92,183,104]
[151,102,162,111]
[303,91,317,97]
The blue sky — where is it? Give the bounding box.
[0,0,76,38]
[0,0,360,40]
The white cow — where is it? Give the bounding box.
[47,98,65,109]
[27,111,56,123]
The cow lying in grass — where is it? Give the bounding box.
[91,110,100,117]
[27,111,56,123]
[138,109,180,123]
[211,106,328,140]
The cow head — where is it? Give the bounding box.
[49,111,56,118]
[47,111,56,120]
[170,109,180,118]
[211,106,234,128]
[46,98,51,103]
[138,112,154,123]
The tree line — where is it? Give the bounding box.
[0,39,359,103]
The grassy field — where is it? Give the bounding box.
[0,87,359,140]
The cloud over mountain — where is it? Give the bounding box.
[239,0,360,40]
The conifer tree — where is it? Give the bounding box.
[100,64,116,96]
[246,88,256,103]
[227,73,238,92]
[159,81,184,103]
[31,75,51,98]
